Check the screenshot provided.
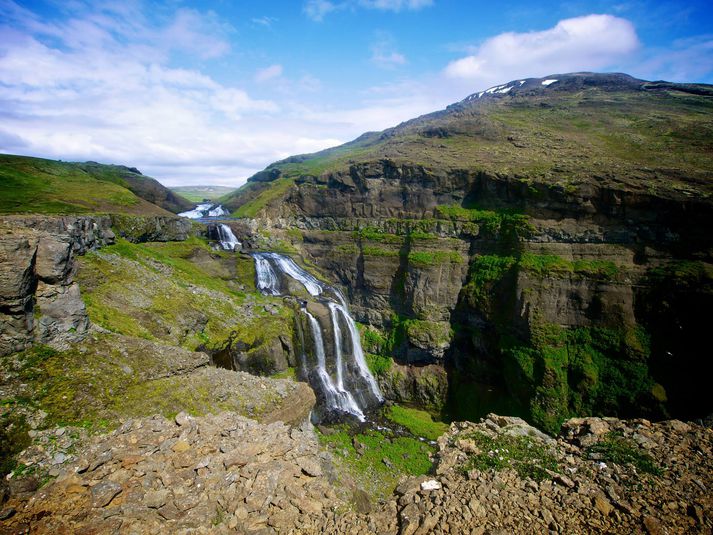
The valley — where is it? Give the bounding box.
[0,72,711,533]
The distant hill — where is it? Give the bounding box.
[170,185,237,202]
[0,154,193,215]
[224,72,713,216]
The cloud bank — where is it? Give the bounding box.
[445,15,639,86]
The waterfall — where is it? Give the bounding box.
[217,224,241,251]
[251,252,383,422]
[305,311,365,421]
[178,202,229,219]
[254,254,280,296]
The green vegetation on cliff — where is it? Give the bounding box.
[502,323,659,434]
[0,154,191,215]
[318,425,434,501]
[77,237,291,352]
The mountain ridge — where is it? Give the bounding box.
[0,154,193,216]
[224,72,713,215]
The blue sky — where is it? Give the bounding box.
[1,0,711,186]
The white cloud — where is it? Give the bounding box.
[359,0,433,11]
[252,16,277,27]
[255,64,284,83]
[304,0,337,21]
[304,0,433,20]
[0,3,332,187]
[370,32,407,68]
[445,14,639,87]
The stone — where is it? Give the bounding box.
[420,480,442,491]
[297,457,323,477]
[91,481,122,508]
[593,494,613,516]
[171,440,191,453]
[145,489,170,509]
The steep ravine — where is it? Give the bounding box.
[227,157,713,434]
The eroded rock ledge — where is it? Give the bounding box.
[2,414,709,534]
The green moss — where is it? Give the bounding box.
[461,431,559,482]
[355,227,404,243]
[385,405,448,441]
[362,246,400,257]
[233,177,294,218]
[271,367,297,380]
[364,353,393,376]
[408,250,464,267]
[586,432,662,475]
[501,324,658,435]
[462,254,516,308]
[435,204,533,240]
[318,426,434,500]
[405,319,453,346]
[520,253,620,279]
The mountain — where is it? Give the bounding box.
[223,72,713,433]
[224,72,712,216]
[0,154,193,215]
[170,185,237,202]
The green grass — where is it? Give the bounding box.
[385,405,448,441]
[78,237,290,351]
[233,177,295,218]
[0,154,169,215]
[318,425,435,500]
[461,431,559,482]
[520,253,620,279]
[586,432,662,475]
[408,250,464,267]
[170,186,236,202]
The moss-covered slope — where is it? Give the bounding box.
[223,72,713,217]
[0,154,192,215]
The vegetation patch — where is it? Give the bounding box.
[408,250,464,267]
[385,405,448,441]
[436,204,533,239]
[586,432,662,475]
[462,254,516,308]
[0,154,165,215]
[502,323,657,435]
[520,253,620,279]
[461,431,559,482]
[318,426,434,500]
[233,177,295,218]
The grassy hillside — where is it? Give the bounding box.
[0,154,191,215]
[170,185,237,202]
[224,73,713,215]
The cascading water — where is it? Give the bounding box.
[178,202,229,219]
[216,224,241,251]
[252,252,383,422]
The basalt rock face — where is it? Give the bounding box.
[228,73,713,430]
[110,214,195,243]
[0,214,198,356]
[0,215,115,356]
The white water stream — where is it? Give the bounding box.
[252,252,383,421]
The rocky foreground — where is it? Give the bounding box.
[0,412,710,534]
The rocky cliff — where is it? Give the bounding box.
[224,73,713,432]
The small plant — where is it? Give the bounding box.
[586,432,662,476]
[461,432,559,482]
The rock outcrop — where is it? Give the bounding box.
[0,216,115,356]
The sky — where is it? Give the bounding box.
[1,0,712,187]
